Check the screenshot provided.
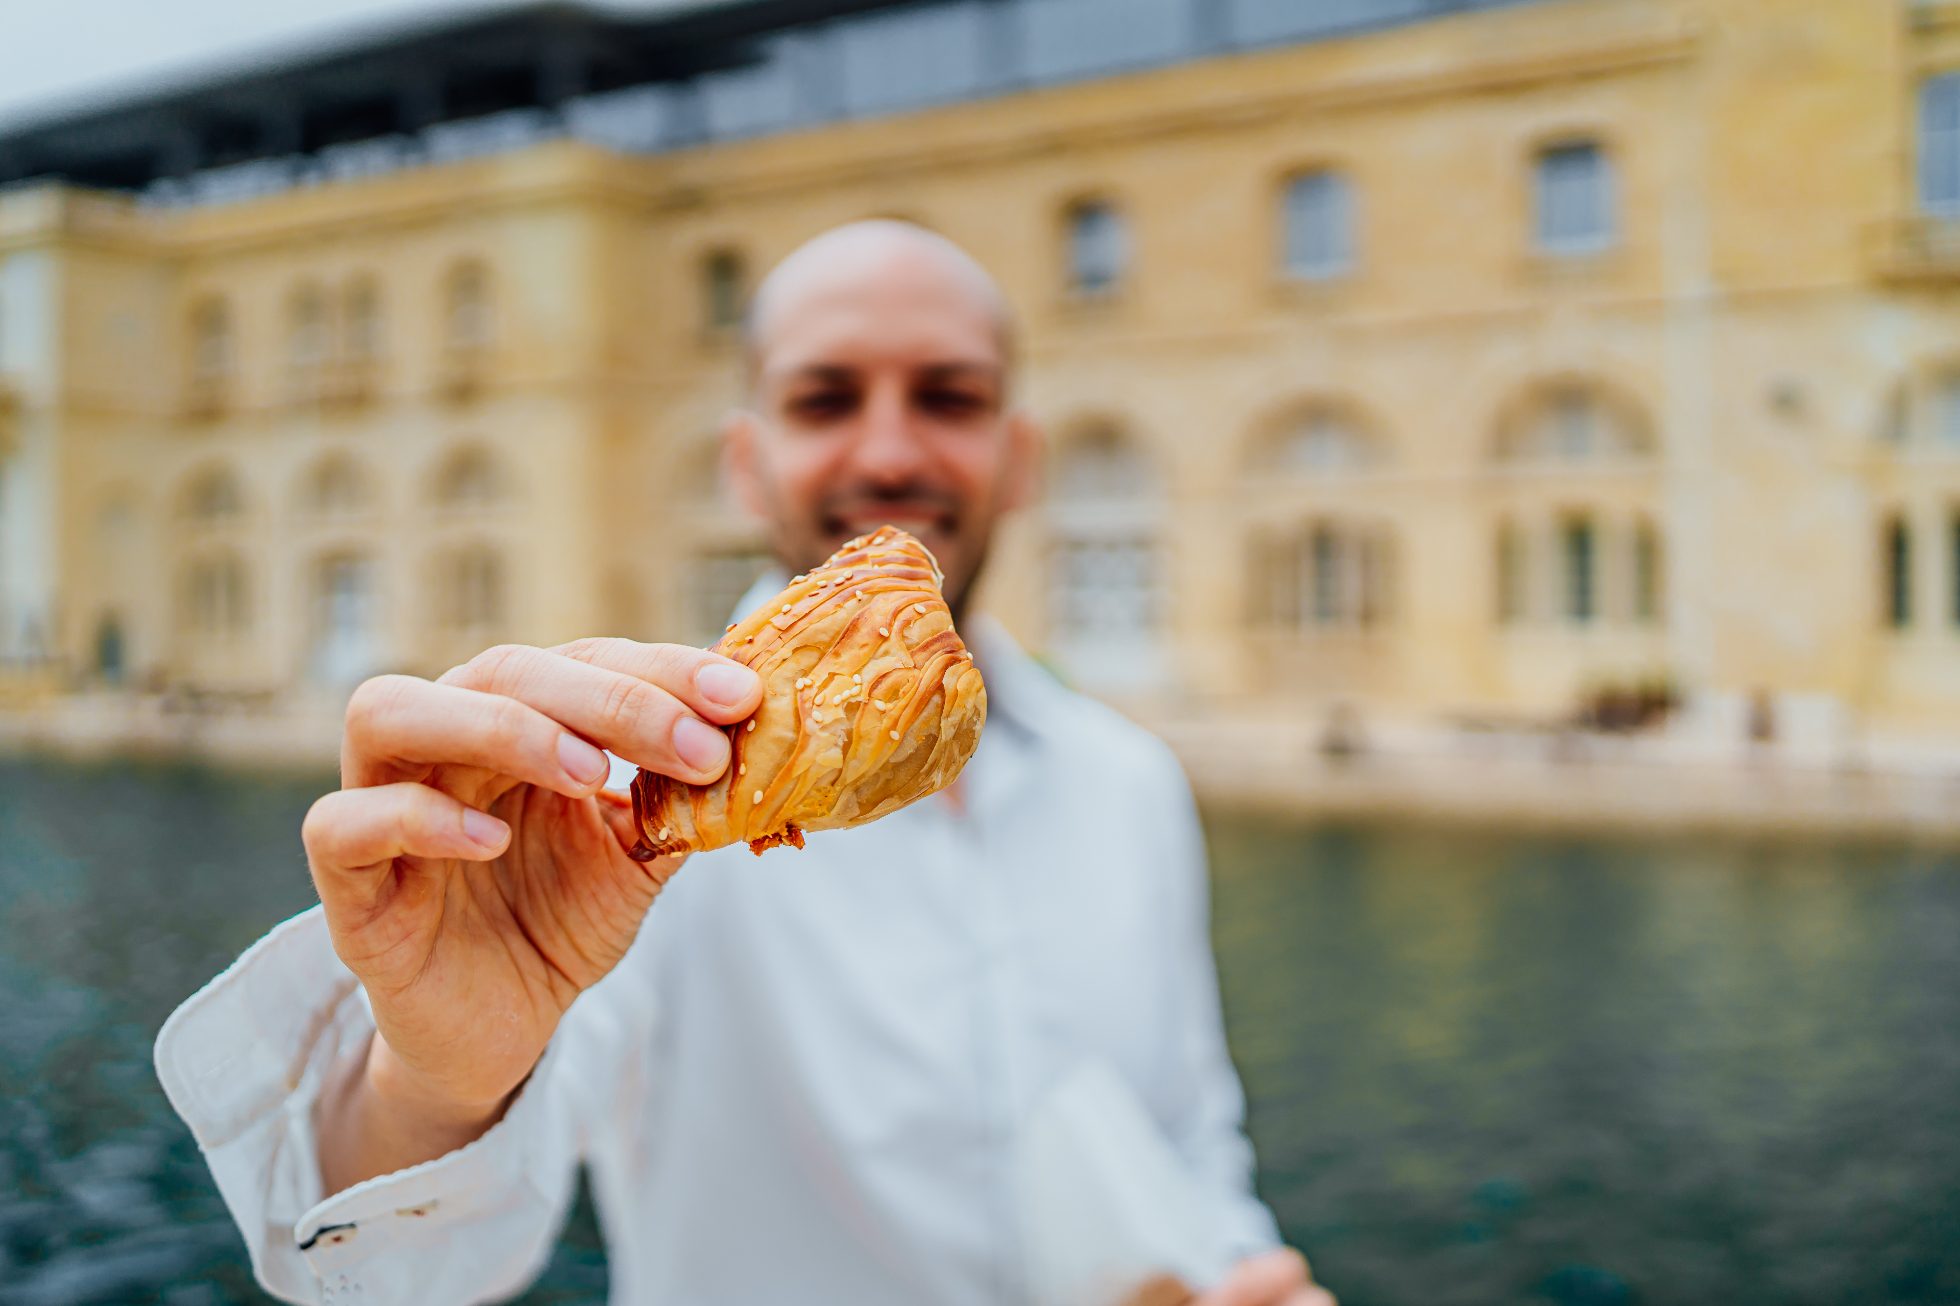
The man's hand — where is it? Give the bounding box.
[1193,1248,1336,1306]
[306,638,762,1192]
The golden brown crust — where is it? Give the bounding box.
[628,527,987,859]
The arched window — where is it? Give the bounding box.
[702,249,746,334]
[1251,520,1390,632]
[1560,514,1598,624]
[1631,518,1662,624]
[1256,409,1381,475]
[189,297,232,384]
[289,283,329,373]
[309,551,381,686]
[1280,169,1354,280]
[1063,199,1126,297]
[182,551,251,636]
[1884,513,1913,629]
[1047,424,1164,679]
[1937,374,1960,447]
[302,455,374,518]
[444,261,492,354]
[436,545,506,633]
[181,467,244,523]
[431,446,505,510]
[1951,510,1960,627]
[1495,518,1527,624]
[1497,387,1651,465]
[345,276,382,362]
[1053,424,1157,503]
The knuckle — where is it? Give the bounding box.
[300,792,340,852]
[599,673,661,743]
[482,698,536,759]
[458,643,532,690]
[346,673,413,734]
[552,635,608,662]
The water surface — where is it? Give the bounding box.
[3,759,1956,1303]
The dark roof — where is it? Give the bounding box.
[0,0,913,191]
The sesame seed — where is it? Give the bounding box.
[914,604,927,615]
[746,720,756,732]
[657,826,670,841]
[796,677,808,689]
[889,729,900,741]
[873,700,887,710]
[752,789,763,804]
[780,604,792,614]
[725,623,736,632]
[879,627,891,638]
[852,673,862,683]
[815,694,825,705]
[738,762,747,776]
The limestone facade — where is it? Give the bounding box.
[2,0,1956,737]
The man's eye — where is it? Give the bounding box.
[790,393,855,420]
[919,389,989,418]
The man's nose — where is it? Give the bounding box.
[848,385,931,485]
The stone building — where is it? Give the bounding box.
[0,0,1956,742]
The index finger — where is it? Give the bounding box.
[549,637,763,724]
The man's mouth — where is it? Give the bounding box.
[821,506,958,544]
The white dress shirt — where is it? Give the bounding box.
[154,613,1280,1305]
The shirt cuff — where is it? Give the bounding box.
[155,906,574,1303]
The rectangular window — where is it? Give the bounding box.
[1496,522,1525,624]
[1952,513,1960,627]
[1921,73,1960,217]
[1886,516,1913,629]
[1067,202,1126,295]
[1535,141,1614,254]
[1939,377,1960,447]
[1310,526,1342,625]
[1632,523,1661,624]
[703,251,746,333]
[1282,171,1353,280]
[1562,517,1596,623]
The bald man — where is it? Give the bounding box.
[156,223,1333,1306]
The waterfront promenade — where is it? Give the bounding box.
[9,689,1960,845]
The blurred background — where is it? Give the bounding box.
[3,0,1960,1302]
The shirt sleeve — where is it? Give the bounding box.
[153,905,604,1305]
[1153,759,1286,1263]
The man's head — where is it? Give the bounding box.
[724,220,1041,619]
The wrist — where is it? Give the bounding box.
[362,1034,514,1139]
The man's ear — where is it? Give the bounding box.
[1001,409,1046,514]
[722,409,769,522]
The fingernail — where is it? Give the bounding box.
[462,807,508,850]
[696,662,759,708]
[672,715,729,775]
[558,734,608,786]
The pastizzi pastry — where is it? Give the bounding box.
[628,526,988,860]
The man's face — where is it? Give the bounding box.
[727,243,1036,618]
